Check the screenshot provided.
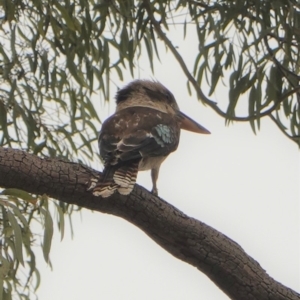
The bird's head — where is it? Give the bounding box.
[115,80,210,134]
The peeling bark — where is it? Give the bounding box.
[0,147,298,300]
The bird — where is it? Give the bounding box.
[92,80,210,198]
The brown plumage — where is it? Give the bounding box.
[92,80,210,197]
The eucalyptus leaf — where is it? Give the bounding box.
[7,210,24,266]
[40,208,54,263]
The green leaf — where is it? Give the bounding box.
[255,82,262,131]
[0,43,10,64]
[1,189,37,205]
[0,199,30,230]
[290,105,299,137]
[0,254,10,298]
[54,203,65,241]
[183,18,187,39]
[209,62,222,96]
[33,140,47,155]
[0,101,9,143]
[40,208,53,263]
[144,35,154,73]
[7,210,24,265]
[224,43,234,69]
[265,65,282,107]
[193,52,202,76]
[54,2,76,31]
[149,27,160,61]
[3,286,12,300]
[33,268,41,291]
[249,85,257,134]
[66,57,88,88]
[10,25,16,59]
[114,64,124,81]
[186,81,192,96]
[84,96,100,121]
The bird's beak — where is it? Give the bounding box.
[178,111,210,134]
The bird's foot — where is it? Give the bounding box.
[151,187,158,196]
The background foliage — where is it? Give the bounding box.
[0,0,299,298]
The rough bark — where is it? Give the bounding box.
[0,147,298,300]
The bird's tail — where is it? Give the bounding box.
[93,160,140,197]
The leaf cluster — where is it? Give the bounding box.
[185,0,300,144]
[0,0,163,162]
[0,188,73,300]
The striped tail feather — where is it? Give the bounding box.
[92,165,118,197]
[93,181,118,198]
[93,160,140,197]
[114,160,139,195]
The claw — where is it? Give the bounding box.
[151,187,158,196]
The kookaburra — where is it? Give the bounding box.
[92,80,210,197]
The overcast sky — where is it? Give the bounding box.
[36,24,299,300]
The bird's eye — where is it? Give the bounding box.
[165,91,173,103]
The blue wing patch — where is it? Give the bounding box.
[154,124,174,147]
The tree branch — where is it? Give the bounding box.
[0,147,298,300]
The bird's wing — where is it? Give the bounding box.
[99,107,180,166]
